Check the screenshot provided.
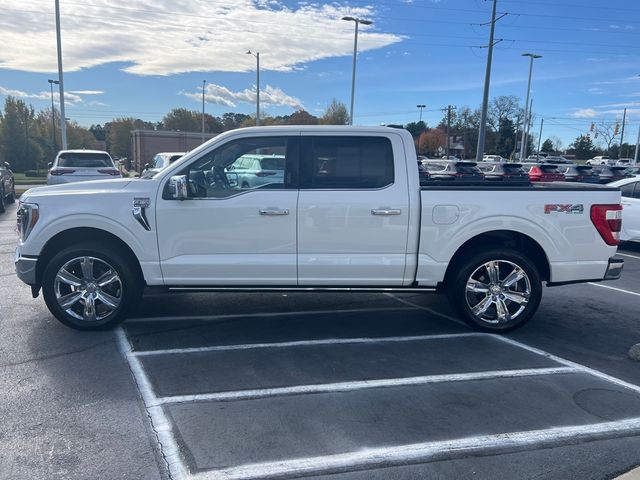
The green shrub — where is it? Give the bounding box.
[24,170,47,177]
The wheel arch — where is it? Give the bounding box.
[443,230,550,286]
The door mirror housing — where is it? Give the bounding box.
[144,163,150,171]
[169,175,189,200]
[47,162,53,168]
[4,162,10,169]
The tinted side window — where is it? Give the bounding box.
[304,136,394,189]
[620,183,635,198]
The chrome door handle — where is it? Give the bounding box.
[259,208,290,216]
[371,208,402,216]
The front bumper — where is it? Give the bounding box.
[603,257,624,281]
[15,249,38,285]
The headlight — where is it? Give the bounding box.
[17,202,39,242]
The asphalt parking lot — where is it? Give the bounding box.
[1,200,640,480]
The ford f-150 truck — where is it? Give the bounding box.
[15,126,624,332]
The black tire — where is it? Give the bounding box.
[0,185,6,213]
[6,184,15,203]
[446,248,542,332]
[42,242,143,330]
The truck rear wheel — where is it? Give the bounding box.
[447,249,542,332]
[42,242,142,330]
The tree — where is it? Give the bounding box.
[161,108,201,132]
[287,110,318,125]
[221,112,251,130]
[594,121,619,154]
[320,99,349,125]
[405,121,427,139]
[540,138,554,153]
[567,134,597,160]
[494,118,516,159]
[418,128,446,156]
[90,124,107,141]
[0,96,43,172]
[105,117,152,159]
[488,95,523,132]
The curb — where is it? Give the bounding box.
[616,466,640,479]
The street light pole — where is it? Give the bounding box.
[246,51,260,126]
[634,123,639,165]
[342,16,372,125]
[417,104,426,123]
[519,53,542,161]
[48,79,59,153]
[54,0,68,150]
[201,79,206,143]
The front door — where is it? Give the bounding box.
[155,135,299,286]
[297,133,410,286]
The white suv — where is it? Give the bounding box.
[47,150,121,185]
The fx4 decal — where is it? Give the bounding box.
[544,204,584,214]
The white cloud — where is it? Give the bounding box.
[0,1,402,76]
[0,85,83,104]
[570,108,598,118]
[182,83,303,109]
[68,90,105,95]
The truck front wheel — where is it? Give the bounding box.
[447,249,542,332]
[42,242,142,330]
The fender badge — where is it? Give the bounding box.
[544,204,584,214]
[133,197,151,208]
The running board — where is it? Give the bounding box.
[165,286,438,293]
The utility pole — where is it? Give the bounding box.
[521,97,533,159]
[48,79,59,153]
[54,0,67,150]
[201,80,206,143]
[476,0,505,162]
[445,105,456,158]
[246,51,260,125]
[537,118,544,160]
[519,53,542,161]
[634,124,639,164]
[619,107,627,157]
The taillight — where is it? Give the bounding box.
[255,170,276,177]
[48,168,76,175]
[591,204,622,246]
[98,169,121,176]
[529,166,542,181]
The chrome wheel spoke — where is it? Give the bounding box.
[466,279,490,294]
[502,267,525,288]
[486,261,499,284]
[59,291,83,309]
[83,295,97,322]
[56,268,82,287]
[96,291,120,310]
[503,290,529,305]
[495,298,511,322]
[80,257,94,280]
[96,270,118,288]
[471,295,493,316]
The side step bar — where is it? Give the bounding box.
[165,286,438,293]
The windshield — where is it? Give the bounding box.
[57,152,113,168]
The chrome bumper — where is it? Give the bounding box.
[604,257,624,281]
[15,250,38,285]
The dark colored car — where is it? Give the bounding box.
[591,165,629,184]
[0,161,16,213]
[421,160,484,182]
[477,162,529,184]
[522,162,566,182]
[561,164,600,183]
[624,166,640,176]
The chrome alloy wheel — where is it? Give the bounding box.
[465,260,531,324]
[54,256,123,322]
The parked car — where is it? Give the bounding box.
[141,152,185,177]
[15,126,623,333]
[586,155,613,165]
[522,163,566,182]
[525,155,546,162]
[609,176,640,242]
[624,166,640,176]
[482,154,505,163]
[421,160,484,182]
[616,158,634,166]
[591,165,629,184]
[0,161,15,213]
[47,150,121,185]
[477,162,529,184]
[561,164,600,183]
[226,154,286,189]
[542,155,573,165]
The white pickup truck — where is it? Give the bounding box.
[15,126,624,332]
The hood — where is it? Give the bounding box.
[20,178,133,201]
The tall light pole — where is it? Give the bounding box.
[201,79,206,143]
[417,104,426,123]
[48,79,59,153]
[247,51,260,126]
[634,124,639,164]
[619,107,627,157]
[54,0,68,150]
[519,53,542,161]
[342,16,372,125]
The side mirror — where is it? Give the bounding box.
[169,175,188,200]
[4,162,10,169]
[47,162,52,168]
[144,163,150,170]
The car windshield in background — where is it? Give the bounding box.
[58,153,113,168]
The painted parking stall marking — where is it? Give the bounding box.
[118,306,640,480]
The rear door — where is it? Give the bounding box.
[621,181,640,241]
[297,133,410,286]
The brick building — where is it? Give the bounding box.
[130,130,218,172]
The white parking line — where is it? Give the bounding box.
[153,367,577,405]
[617,252,640,260]
[125,306,418,323]
[133,332,482,356]
[115,328,188,480]
[588,282,640,297]
[384,293,470,328]
[192,418,640,480]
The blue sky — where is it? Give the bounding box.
[1,0,639,148]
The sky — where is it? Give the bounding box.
[1,0,639,149]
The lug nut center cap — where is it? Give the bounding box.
[490,285,502,295]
